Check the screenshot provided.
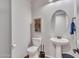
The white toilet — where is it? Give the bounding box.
[27,37,42,58]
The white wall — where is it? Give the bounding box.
[12,0,32,57]
[31,0,76,57]
[0,0,11,58]
[77,0,79,45]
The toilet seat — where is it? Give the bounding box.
[27,46,39,55]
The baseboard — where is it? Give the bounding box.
[45,54,54,58]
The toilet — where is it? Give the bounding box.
[27,37,42,58]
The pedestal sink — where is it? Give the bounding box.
[50,37,69,58]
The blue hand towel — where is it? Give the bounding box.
[70,21,76,35]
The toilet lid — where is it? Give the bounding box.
[27,46,39,53]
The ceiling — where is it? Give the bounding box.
[31,0,79,14]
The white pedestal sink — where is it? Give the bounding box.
[50,38,69,58]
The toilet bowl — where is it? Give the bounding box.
[27,37,42,58]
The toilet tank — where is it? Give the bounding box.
[32,37,42,47]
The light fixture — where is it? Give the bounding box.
[48,0,54,3]
[48,0,62,3]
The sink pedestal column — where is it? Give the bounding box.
[50,38,69,58]
[56,45,62,58]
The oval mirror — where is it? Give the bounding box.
[51,10,69,38]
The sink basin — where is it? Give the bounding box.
[50,37,69,58]
[50,38,69,46]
